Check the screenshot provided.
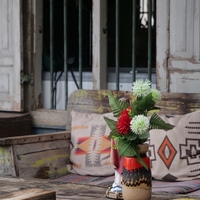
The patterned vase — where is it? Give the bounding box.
[122,144,152,200]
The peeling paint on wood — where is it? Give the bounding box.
[0,146,16,176]
[0,132,70,178]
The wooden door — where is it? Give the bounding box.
[0,0,24,111]
[157,0,200,93]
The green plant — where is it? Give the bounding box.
[104,79,174,168]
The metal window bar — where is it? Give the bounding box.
[50,0,54,109]
[148,0,152,81]
[63,0,68,109]
[132,0,136,83]
[116,0,119,90]
[79,0,83,89]
[115,0,154,89]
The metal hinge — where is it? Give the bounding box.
[21,72,33,84]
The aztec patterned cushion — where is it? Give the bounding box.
[67,111,115,176]
[149,110,200,181]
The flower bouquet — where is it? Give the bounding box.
[104,79,174,168]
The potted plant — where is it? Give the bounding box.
[104,79,174,200]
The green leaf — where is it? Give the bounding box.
[104,116,117,130]
[118,140,137,157]
[107,92,129,117]
[108,130,119,139]
[124,131,137,141]
[135,93,155,113]
[135,151,148,170]
[104,116,121,139]
[137,132,150,140]
[149,113,174,130]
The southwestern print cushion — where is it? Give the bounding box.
[67,111,115,176]
[149,110,200,181]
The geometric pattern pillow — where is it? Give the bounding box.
[149,111,200,181]
[67,111,115,176]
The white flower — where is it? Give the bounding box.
[130,115,149,135]
[151,89,161,103]
[132,79,151,97]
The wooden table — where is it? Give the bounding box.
[0,176,199,200]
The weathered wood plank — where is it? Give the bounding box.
[0,146,16,176]
[14,139,69,155]
[16,149,70,179]
[0,132,70,178]
[30,90,200,131]
[156,92,200,115]
[14,142,70,179]
[30,109,68,127]
[65,89,200,130]
[0,188,56,200]
[0,131,70,145]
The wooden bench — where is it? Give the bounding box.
[0,89,200,179]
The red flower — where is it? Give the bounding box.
[117,109,131,135]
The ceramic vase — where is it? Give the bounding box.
[122,144,152,200]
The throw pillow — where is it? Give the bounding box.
[67,111,115,176]
[149,110,200,181]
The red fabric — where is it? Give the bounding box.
[110,139,124,174]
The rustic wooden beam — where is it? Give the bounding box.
[30,109,68,127]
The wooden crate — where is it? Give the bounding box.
[0,112,32,137]
[0,131,70,178]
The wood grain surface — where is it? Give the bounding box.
[0,176,198,200]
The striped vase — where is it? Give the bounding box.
[122,144,152,200]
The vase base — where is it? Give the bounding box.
[105,186,123,199]
[122,185,151,200]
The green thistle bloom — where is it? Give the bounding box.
[132,79,151,97]
[130,115,149,135]
[151,89,161,103]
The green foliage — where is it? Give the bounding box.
[136,93,156,111]
[103,117,119,139]
[124,131,137,141]
[131,93,156,115]
[149,113,174,130]
[118,140,137,156]
[107,92,129,117]
[103,117,117,131]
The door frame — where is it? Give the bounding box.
[23,0,43,112]
[156,0,169,92]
